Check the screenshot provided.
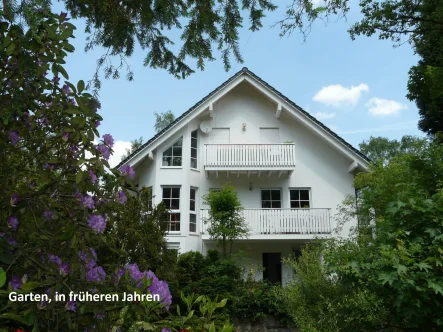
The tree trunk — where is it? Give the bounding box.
[222,236,227,258]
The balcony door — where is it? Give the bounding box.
[263,253,282,284]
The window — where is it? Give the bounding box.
[162,137,183,167]
[190,130,198,168]
[162,187,181,231]
[290,189,310,208]
[261,189,281,208]
[189,187,197,233]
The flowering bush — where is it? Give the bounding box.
[0,13,232,331]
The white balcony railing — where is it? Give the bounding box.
[204,144,296,169]
[200,208,332,236]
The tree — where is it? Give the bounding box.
[98,187,177,281]
[154,110,175,133]
[203,183,249,258]
[359,135,428,164]
[286,140,443,330]
[0,0,277,89]
[120,136,143,161]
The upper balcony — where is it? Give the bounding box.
[201,208,332,240]
[204,144,296,177]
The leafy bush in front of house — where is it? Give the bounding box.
[0,14,233,331]
[175,250,292,325]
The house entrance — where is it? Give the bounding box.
[262,253,282,284]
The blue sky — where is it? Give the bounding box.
[56,1,424,166]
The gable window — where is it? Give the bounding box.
[190,130,198,168]
[162,137,183,167]
[162,186,181,231]
[261,189,281,208]
[290,189,310,208]
[189,187,197,233]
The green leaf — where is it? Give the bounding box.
[0,268,6,288]
[21,282,40,291]
[76,171,83,184]
[77,80,85,93]
[55,64,69,79]
[0,313,28,325]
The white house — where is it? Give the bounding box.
[118,68,370,285]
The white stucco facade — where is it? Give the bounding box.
[122,68,369,285]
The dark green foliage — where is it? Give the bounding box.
[175,250,292,325]
[98,187,177,281]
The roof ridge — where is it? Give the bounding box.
[117,68,370,168]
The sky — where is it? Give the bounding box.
[54,1,425,167]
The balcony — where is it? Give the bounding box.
[204,144,296,177]
[200,208,332,240]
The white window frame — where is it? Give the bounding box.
[162,186,181,232]
[162,136,183,168]
[189,187,198,233]
[289,188,311,209]
[190,130,198,169]
[261,188,282,209]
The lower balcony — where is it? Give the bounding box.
[200,208,332,240]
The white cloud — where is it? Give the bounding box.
[365,98,407,116]
[313,83,369,107]
[314,112,336,120]
[109,141,132,168]
[311,0,326,7]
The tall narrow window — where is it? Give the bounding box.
[147,186,153,208]
[261,189,281,208]
[190,130,198,168]
[162,186,181,231]
[189,187,197,233]
[162,137,183,167]
[290,189,310,208]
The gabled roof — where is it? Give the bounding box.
[117,67,371,169]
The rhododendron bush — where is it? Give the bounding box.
[0,14,232,331]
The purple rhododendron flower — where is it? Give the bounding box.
[62,84,71,95]
[97,144,111,160]
[48,254,62,265]
[117,191,127,204]
[125,263,144,282]
[87,214,106,234]
[0,233,16,246]
[161,329,171,332]
[113,268,125,282]
[90,247,97,259]
[102,134,114,148]
[43,210,54,220]
[60,11,70,21]
[52,76,60,84]
[9,275,22,290]
[10,193,19,206]
[62,132,69,141]
[96,311,105,320]
[149,278,172,310]
[119,164,135,179]
[89,170,97,183]
[59,262,70,276]
[8,130,20,145]
[66,300,76,312]
[81,195,95,209]
[95,121,101,128]
[8,216,19,231]
[86,266,106,282]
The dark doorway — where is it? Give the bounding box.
[262,253,282,284]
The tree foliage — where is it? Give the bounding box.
[120,136,143,161]
[203,184,248,258]
[358,135,428,164]
[154,110,175,133]
[285,140,443,330]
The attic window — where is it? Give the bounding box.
[162,137,183,167]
